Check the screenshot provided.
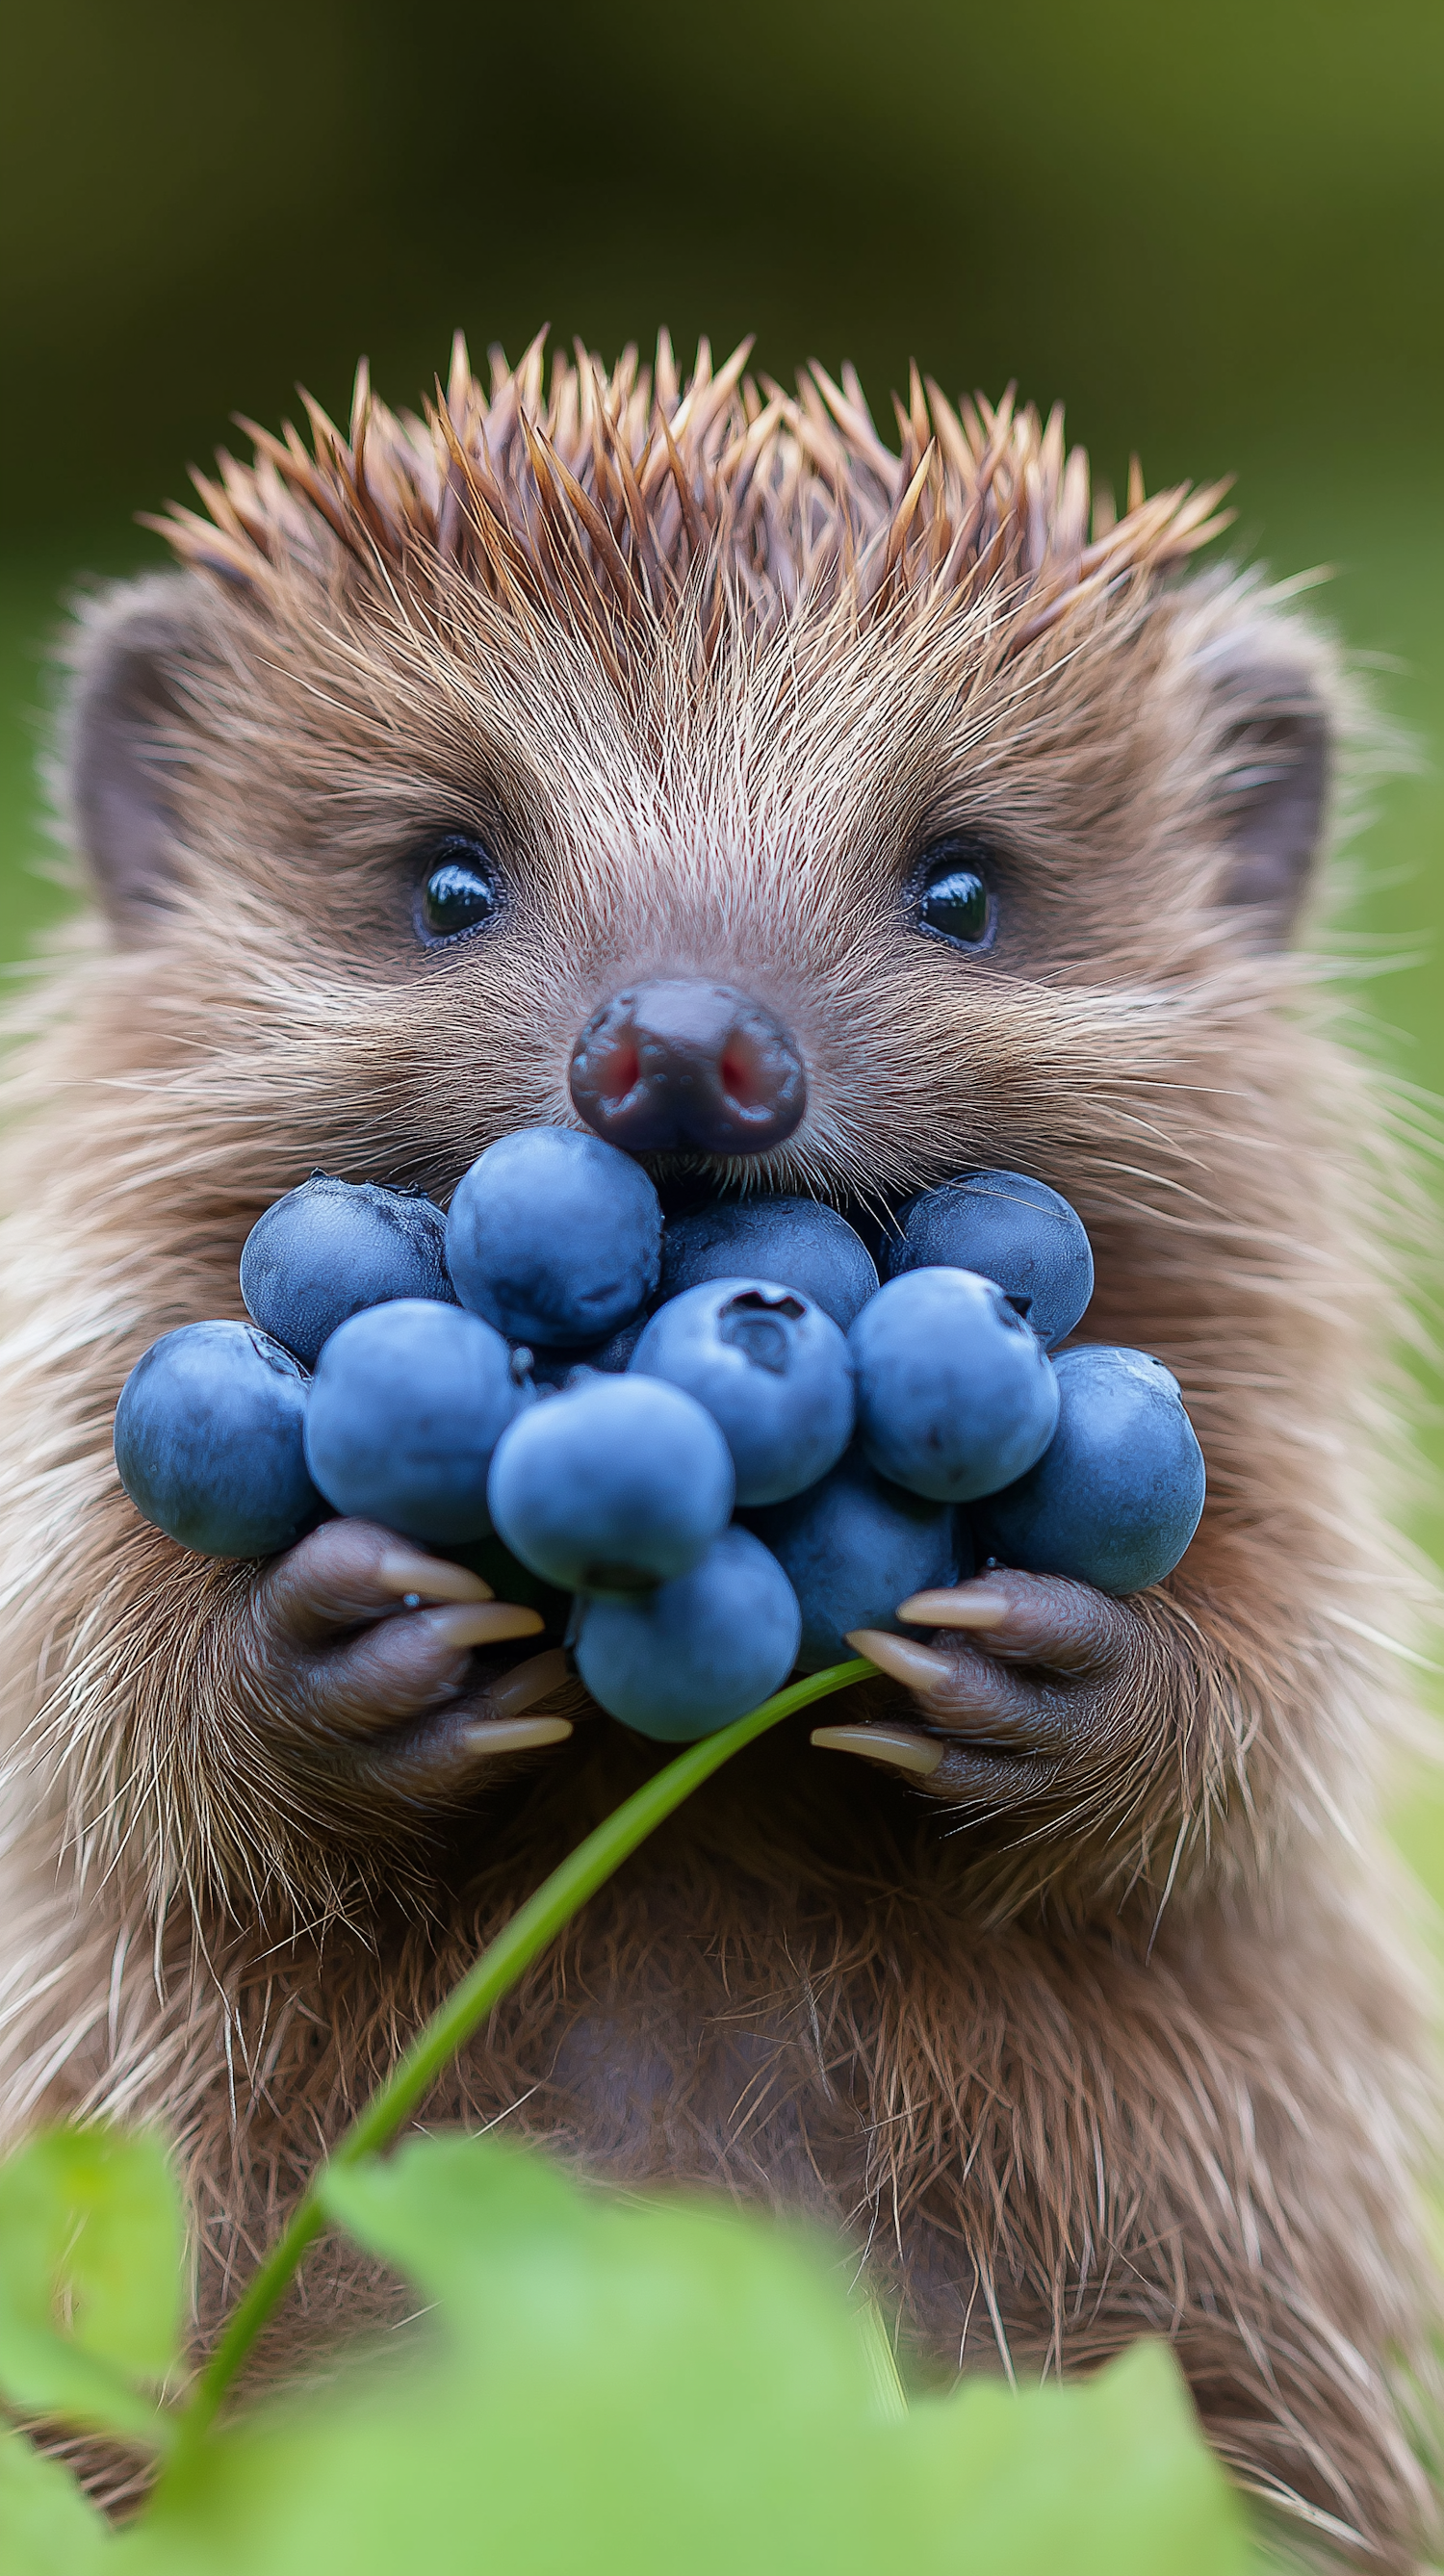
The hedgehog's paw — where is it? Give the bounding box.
[235,1517,573,1810]
[812,1569,1148,1811]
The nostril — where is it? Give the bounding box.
[600,1040,641,1104]
[719,1044,758,1105]
[569,978,806,1157]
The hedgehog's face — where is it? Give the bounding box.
[65,345,1334,1232]
[415,820,991,1159]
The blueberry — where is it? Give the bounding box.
[630,1277,854,1506]
[576,1527,802,1739]
[303,1300,530,1544]
[849,1268,1059,1503]
[115,1320,322,1559]
[973,1344,1206,1594]
[745,1449,963,1671]
[487,1374,735,1593]
[885,1171,1094,1349]
[658,1198,879,1330]
[446,1128,661,1346]
[240,1174,455,1369]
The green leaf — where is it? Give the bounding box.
[0,2125,185,2448]
[856,2299,909,2424]
[0,2427,110,2574]
[318,2131,878,2417]
[319,2127,587,2309]
[126,2134,1254,2576]
[909,2339,1252,2576]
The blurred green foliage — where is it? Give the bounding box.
[0,2128,185,2454]
[2,0,1441,515]
[1,0,1441,1874]
[0,2123,1255,2575]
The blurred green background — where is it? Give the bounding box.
[3,1,1442,1864]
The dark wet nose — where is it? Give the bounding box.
[568,979,807,1156]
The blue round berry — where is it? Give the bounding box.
[885,1171,1094,1349]
[974,1344,1206,1594]
[240,1174,455,1368]
[487,1374,735,1594]
[849,1267,1059,1503]
[658,1198,879,1329]
[446,1127,661,1347]
[115,1320,322,1559]
[303,1299,530,1544]
[576,1526,802,1740]
[629,1277,854,1506]
[745,1449,964,1671]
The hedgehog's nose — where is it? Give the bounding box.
[568,979,807,1156]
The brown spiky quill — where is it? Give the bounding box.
[151,330,1229,658]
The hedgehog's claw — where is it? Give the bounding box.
[811,1722,942,1777]
[845,1631,952,1693]
[349,1701,572,1804]
[460,1716,573,1757]
[485,1647,573,1722]
[360,1645,577,1800]
[375,1548,495,1605]
[411,1601,544,1650]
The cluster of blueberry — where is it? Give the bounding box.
[114,1134,1205,1741]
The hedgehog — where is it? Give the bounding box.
[0,326,1438,2563]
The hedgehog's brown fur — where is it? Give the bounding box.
[0,332,1438,2562]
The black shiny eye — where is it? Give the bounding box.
[912,839,994,950]
[416,837,504,944]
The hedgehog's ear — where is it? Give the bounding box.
[63,573,213,936]
[1195,622,1334,945]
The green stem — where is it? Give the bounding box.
[176,1656,873,2450]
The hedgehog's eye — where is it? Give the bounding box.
[911,838,994,950]
[415,837,505,945]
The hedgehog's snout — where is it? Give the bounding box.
[568,979,806,1157]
